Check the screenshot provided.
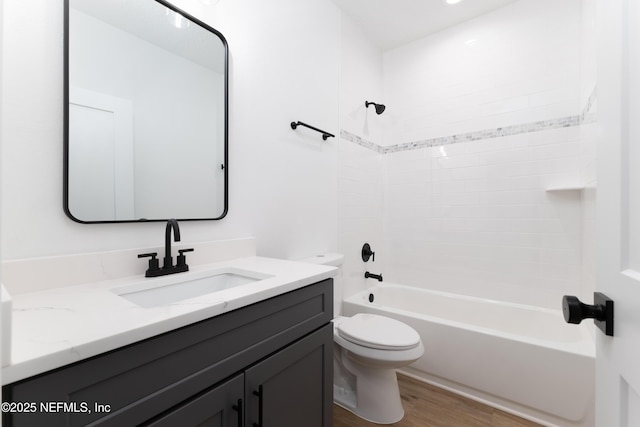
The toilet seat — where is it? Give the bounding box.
[337,313,420,350]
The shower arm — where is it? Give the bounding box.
[365,101,386,115]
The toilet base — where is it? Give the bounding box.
[335,353,405,424]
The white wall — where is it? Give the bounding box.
[0,0,339,264]
[338,13,385,306]
[339,13,385,144]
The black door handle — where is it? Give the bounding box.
[252,385,263,427]
[232,398,243,427]
[562,292,614,336]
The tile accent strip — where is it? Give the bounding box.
[580,86,597,125]
[342,87,597,154]
[339,129,385,153]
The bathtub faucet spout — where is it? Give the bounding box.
[364,271,383,282]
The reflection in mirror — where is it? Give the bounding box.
[64,0,228,223]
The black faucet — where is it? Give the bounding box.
[138,219,194,277]
[164,219,180,269]
[364,271,383,282]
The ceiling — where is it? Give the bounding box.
[331,0,521,51]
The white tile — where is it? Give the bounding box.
[339,0,587,310]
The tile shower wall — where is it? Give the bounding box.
[382,0,582,148]
[383,129,583,308]
[338,139,383,307]
[380,0,588,309]
[338,13,384,308]
[337,0,595,309]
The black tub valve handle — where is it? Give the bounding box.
[362,243,375,262]
[562,292,614,336]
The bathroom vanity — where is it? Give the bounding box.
[2,255,335,427]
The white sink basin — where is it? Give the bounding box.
[111,268,273,308]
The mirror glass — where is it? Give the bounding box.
[64,0,228,223]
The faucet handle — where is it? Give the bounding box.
[362,243,375,262]
[138,252,160,276]
[177,248,194,267]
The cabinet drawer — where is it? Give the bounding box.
[4,279,332,426]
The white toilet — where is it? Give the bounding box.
[300,253,424,424]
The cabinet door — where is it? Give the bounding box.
[245,324,333,427]
[143,374,243,427]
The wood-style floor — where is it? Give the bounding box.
[333,374,542,427]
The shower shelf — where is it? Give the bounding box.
[545,185,585,192]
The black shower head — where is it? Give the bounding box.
[365,101,386,115]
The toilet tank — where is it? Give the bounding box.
[298,253,344,316]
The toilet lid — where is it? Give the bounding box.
[337,313,421,350]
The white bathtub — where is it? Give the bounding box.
[342,284,595,427]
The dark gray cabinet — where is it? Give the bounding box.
[144,374,244,427]
[3,279,333,427]
[245,325,332,427]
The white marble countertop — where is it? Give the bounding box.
[2,256,336,385]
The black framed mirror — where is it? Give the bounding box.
[64,0,228,223]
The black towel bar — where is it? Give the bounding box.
[290,121,335,140]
